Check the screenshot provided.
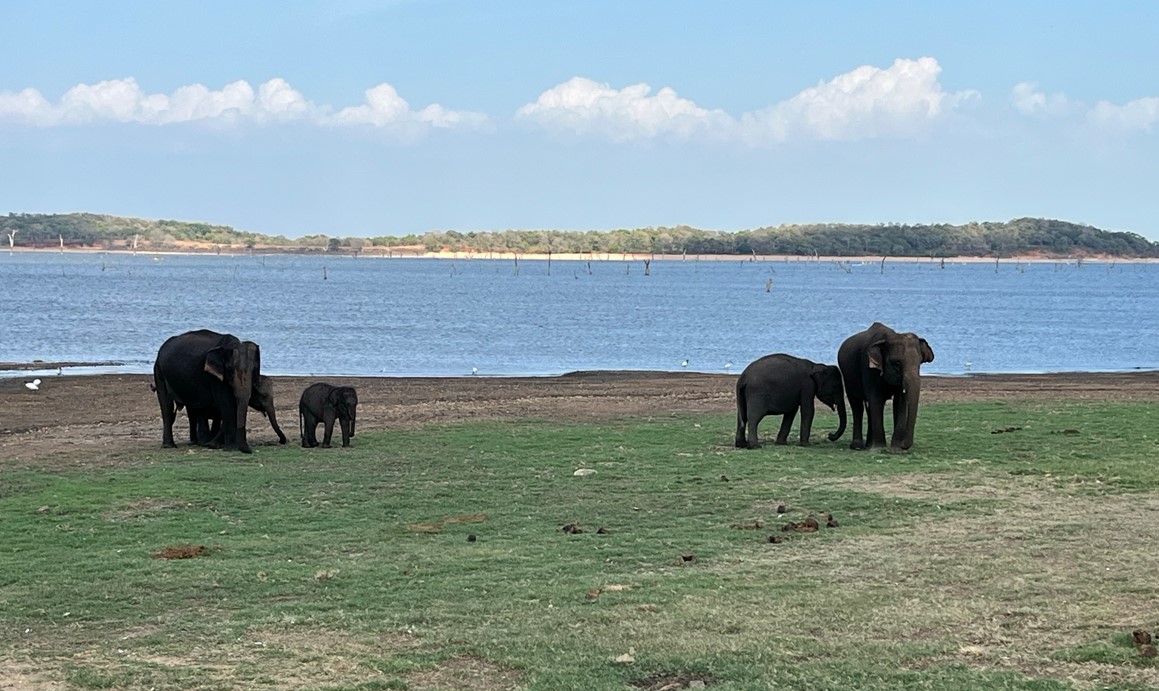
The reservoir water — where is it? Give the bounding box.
[1,252,1155,377]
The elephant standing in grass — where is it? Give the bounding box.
[153,329,261,453]
[299,383,359,448]
[837,322,934,451]
[735,353,847,449]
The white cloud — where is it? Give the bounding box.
[1010,82,1072,116]
[515,76,732,142]
[0,77,485,133]
[518,58,976,144]
[1012,83,1158,134]
[1088,97,1159,133]
[325,83,488,131]
[742,57,976,143]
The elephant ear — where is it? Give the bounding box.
[919,338,935,364]
[867,340,887,371]
[327,388,343,406]
[204,347,228,381]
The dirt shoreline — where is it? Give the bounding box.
[2,370,1157,468]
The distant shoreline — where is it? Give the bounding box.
[5,246,1156,264]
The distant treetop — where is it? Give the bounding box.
[3,212,1155,258]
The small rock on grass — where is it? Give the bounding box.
[1141,644,1157,658]
[1133,629,1153,645]
[467,534,477,542]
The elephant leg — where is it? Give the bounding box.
[891,393,908,449]
[774,408,797,445]
[798,402,815,446]
[339,417,352,447]
[735,410,748,449]
[322,411,336,448]
[866,398,888,448]
[849,396,866,449]
[303,412,320,447]
[157,389,178,449]
[746,409,763,449]
[188,415,200,446]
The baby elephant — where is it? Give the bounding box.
[299,383,359,448]
[735,353,848,449]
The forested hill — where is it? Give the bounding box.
[3,213,1157,258]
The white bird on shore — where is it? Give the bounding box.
[724,361,733,371]
[25,378,41,391]
[681,359,689,368]
[964,361,973,371]
[472,367,478,376]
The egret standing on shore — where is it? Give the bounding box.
[681,359,689,369]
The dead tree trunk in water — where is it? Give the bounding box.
[643,258,651,276]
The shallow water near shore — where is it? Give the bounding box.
[2,251,1156,376]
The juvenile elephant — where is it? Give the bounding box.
[299,383,358,448]
[837,322,934,451]
[185,375,288,447]
[153,329,261,453]
[735,353,847,449]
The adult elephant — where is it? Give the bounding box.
[735,353,847,449]
[153,329,261,454]
[837,322,934,451]
[185,375,287,447]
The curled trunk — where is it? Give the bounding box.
[828,397,847,441]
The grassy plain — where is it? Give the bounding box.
[2,401,1159,690]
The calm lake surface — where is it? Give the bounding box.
[1,252,1156,377]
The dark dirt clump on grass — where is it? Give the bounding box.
[3,370,1159,469]
[153,545,207,559]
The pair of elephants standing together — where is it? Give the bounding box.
[735,322,935,451]
[152,329,359,453]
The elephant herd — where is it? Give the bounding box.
[152,323,931,457]
[736,322,935,452]
[152,329,358,453]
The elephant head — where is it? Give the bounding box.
[810,363,847,441]
[867,330,934,449]
[251,375,288,444]
[203,337,261,454]
[329,386,359,437]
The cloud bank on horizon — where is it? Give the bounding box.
[2,57,1154,143]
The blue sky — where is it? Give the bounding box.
[2,1,1157,239]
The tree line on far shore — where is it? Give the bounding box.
[3,212,1157,258]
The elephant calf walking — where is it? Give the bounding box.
[735,353,847,449]
[299,383,359,448]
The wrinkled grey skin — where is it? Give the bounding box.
[735,353,847,449]
[299,383,358,448]
[837,322,935,451]
[185,375,287,447]
[153,329,261,453]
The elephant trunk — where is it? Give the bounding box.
[828,396,847,441]
[267,405,288,444]
[898,372,922,450]
[234,397,252,454]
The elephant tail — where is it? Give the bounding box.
[735,380,748,447]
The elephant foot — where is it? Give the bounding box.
[774,439,789,446]
[321,443,332,449]
[734,439,746,449]
[745,441,761,450]
[798,440,810,447]
[850,440,865,450]
[162,440,177,449]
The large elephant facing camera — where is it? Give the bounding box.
[837,322,934,451]
[734,353,847,449]
[153,329,262,454]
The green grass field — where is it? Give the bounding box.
[3,402,1159,690]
